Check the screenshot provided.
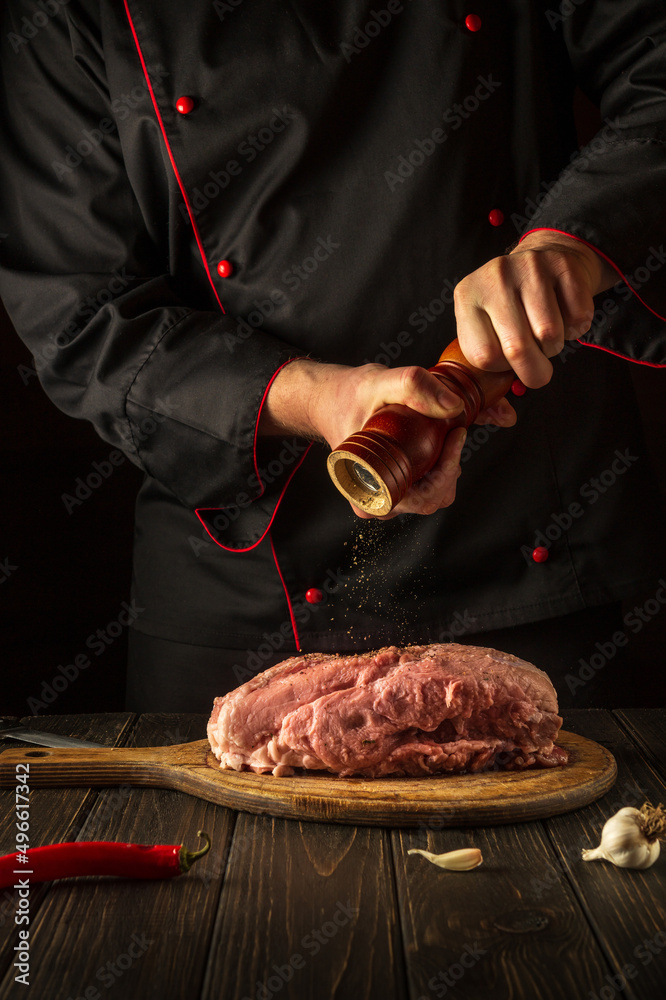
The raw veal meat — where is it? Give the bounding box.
[207,644,569,778]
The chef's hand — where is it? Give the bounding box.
[259,358,515,519]
[453,230,618,387]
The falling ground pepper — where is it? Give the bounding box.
[340,518,428,644]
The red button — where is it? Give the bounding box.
[305,588,324,604]
[488,208,504,227]
[175,95,195,115]
[511,379,526,397]
[532,547,549,563]
[216,259,233,278]
[465,14,482,32]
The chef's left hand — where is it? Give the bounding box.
[453,231,618,388]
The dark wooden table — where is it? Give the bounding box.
[0,710,664,1000]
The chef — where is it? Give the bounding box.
[1,1,665,712]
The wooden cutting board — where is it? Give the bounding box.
[0,732,617,827]
[0,731,615,827]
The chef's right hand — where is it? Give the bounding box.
[258,359,516,518]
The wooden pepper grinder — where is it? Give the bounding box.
[327,339,517,515]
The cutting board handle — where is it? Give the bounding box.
[0,741,209,787]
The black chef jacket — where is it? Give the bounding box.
[1,1,665,666]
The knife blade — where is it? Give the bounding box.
[0,722,104,749]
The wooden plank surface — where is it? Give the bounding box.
[613,708,666,781]
[392,709,666,1000]
[0,713,233,1000]
[0,730,617,828]
[392,820,614,1000]
[0,713,135,978]
[1,710,663,1000]
[538,710,666,1000]
[202,814,407,1000]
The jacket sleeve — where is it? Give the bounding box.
[0,0,306,520]
[521,0,666,365]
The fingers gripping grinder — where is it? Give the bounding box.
[326,339,516,515]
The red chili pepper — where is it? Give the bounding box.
[0,831,211,889]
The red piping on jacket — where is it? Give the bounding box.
[520,228,666,368]
[123,0,225,317]
[576,339,666,368]
[123,0,307,643]
[194,438,313,554]
[270,533,301,651]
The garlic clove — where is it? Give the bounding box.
[408,847,483,870]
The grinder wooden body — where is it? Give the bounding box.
[327,340,516,514]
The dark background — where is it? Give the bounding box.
[2,91,665,717]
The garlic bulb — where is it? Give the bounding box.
[407,847,482,870]
[581,802,665,870]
